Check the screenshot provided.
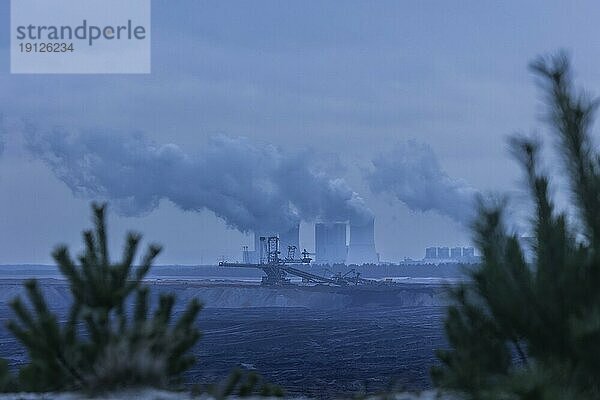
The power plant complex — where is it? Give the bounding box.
[243,218,379,266]
[239,217,479,267]
[225,217,477,287]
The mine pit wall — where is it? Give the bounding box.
[0,279,450,311]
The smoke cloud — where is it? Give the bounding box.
[367,140,478,225]
[25,128,372,232]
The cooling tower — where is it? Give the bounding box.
[315,222,347,265]
[346,218,378,265]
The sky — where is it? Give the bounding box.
[1,0,600,265]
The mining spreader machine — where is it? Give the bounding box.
[218,236,370,287]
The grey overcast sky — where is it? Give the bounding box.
[1,0,600,264]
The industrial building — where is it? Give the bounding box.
[462,247,475,258]
[425,247,437,259]
[245,224,301,263]
[278,224,300,257]
[423,245,477,263]
[450,247,462,259]
[437,247,450,259]
[239,217,481,266]
[243,217,379,266]
[315,222,347,264]
[313,218,378,265]
[346,218,378,265]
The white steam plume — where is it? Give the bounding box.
[368,140,478,225]
[25,128,372,232]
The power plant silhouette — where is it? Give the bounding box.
[243,218,379,266]
[239,218,477,266]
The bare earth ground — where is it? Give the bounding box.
[0,279,450,398]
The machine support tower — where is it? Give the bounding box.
[219,236,368,286]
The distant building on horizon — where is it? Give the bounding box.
[462,247,475,258]
[244,224,301,263]
[346,218,378,265]
[425,247,437,259]
[315,222,347,265]
[422,245,478,263]
[450,247,462,259]
[437,247,450,259]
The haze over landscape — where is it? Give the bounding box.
[3,1,600,398]
[1,1,599,264]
